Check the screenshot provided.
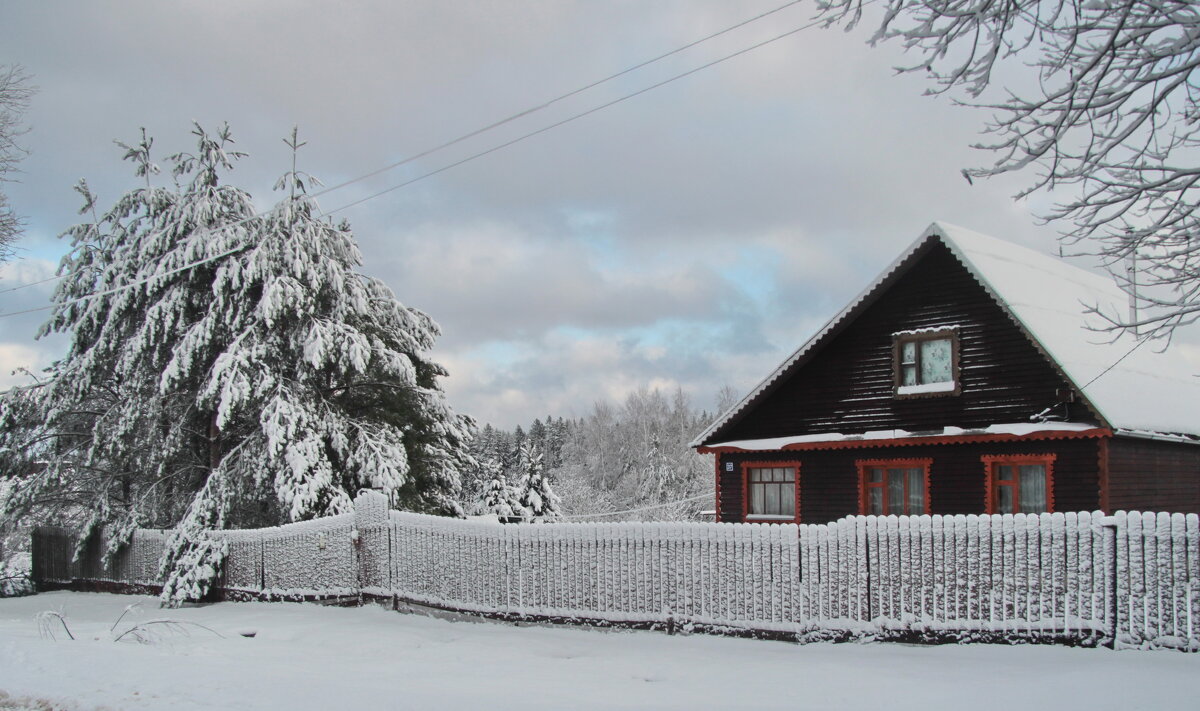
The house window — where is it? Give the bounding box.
[983,454,1056,514]
[857,459,931,516]
[893,328,959,397]
[742,463,799,521]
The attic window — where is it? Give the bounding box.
[893,328,959,397]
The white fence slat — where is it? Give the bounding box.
[866,517,879,622]
[840,516,849,624]
[1166,514,1185,643]
[1171,513,1187,643]
[1156,512,1173,644]
[1128,512,1145,646]
[1064,512,1078,633]
[1083,511,1101,634]
[1187,514,1200,647]
[897,516,911,622]
[953,515,968,623]
[853,518,866,622]
[933,515,946,623]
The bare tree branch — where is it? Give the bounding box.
[819,0,1200,340]
[0,64,34,261]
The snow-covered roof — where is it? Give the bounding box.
[694,222,1200,447]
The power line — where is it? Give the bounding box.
[0,241,251,320]
[0,4,837,320]
[0,208,268,303]
[1030,329,1157,423]
[321,11,840,218]
[1079,336,1151,391]
[0,1,805,303]
[307,0,806,202]
[0,272,62,295]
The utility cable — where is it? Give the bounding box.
[0,0,807,303]
[307,0,806,202]
[1029,329,1155,422]
[1078,336,1149,391]
[0,273,63,295]
[0,4,849,319]
[320,11,844,219]
[0,240,251,319]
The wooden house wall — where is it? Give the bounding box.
[716,438,1102,524]
[715,243,1096,443]
[1107,437,1200,514]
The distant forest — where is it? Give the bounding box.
[465,386,738,521]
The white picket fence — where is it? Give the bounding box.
[30,492,1200,650]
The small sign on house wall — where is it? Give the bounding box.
[725,462,734,472]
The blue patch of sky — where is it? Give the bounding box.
[553,316,760,363]
[12,239,68,265]
[562,206,622,270]
[720,243,780,307]
[468,340,533,370]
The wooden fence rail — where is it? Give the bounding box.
[30,492,1200,650]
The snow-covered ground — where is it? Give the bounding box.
[1,592,1196,711]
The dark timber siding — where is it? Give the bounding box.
[716,243,1098,442]
[716,438,1102,524]
[1107,437,1200,514]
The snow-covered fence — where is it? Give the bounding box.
[30,498,1200,649]
[385,513,800,631]
[32,527,166,589]
[802,513,1113,639]
[211,513,359,597]
[793,511,1198,650]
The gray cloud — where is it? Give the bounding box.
[0,1,1112,428]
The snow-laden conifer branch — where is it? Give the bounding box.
[0,124,475,607]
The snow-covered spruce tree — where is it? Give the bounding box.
[474,456,523,523]
[514,441,560,522]
[0,125,474,605]
[0,127,249,562]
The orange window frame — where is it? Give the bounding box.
[982,453,1056,514]
[740,461,801,523]
[856,458,932,516]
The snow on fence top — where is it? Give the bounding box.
[212,512,356,543]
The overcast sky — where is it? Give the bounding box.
[0,1,1097,429]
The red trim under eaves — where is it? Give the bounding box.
[698,428,1112,454]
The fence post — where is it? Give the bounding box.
[354,490,389,603]
[1103,521,1119,650]
[29,528,41,591]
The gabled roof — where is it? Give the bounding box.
[694,222,1200,447]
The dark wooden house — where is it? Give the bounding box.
[693,223,1200,523]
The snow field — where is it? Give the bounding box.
[1,591,1198,711]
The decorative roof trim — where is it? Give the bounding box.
[1111,428,1200,446]
[698,427,1111,454]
